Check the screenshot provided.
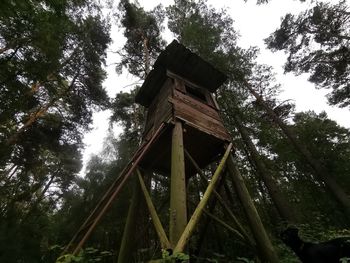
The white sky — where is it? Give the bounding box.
[81,0,350,174]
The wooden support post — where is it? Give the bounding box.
[137,169,171,249]
[184,149,255,248]
[63,124,166,256]
[170,121,187,247]
[117,178,141,263]
[173,143,233,253]
[202,208,246,242]
[227,154,279,263]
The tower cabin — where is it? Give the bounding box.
[135,40,231,176]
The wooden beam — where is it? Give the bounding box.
[173,143,233,253]
[184,149,255,248]
[66,123,166,256]
[227,154,279,263]
[169,121,187,246]
[117,178,141,263]
[137,169,171,249]
[202,208,245,242]
[212,184,255,248]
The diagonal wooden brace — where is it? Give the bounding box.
[173,143,233,253]
[184,149,255,249]
[201,207,246,242]
[227,153,279,263]
[137,169,171,249]
[63,123,166,256]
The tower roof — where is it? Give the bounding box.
[135,40,227,107]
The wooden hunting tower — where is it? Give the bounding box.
[135,40,231,176]
[64,40,279,263]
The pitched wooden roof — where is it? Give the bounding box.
[135,40,227,107]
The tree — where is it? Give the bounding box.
[112,0,166,141]
[50,1,350,262]
[110,89,145,146]
[0,1,111,262]
[249,0,306,4]
[247,82,350,217]
[0,0,111,172]
[257,110,350,226]
[116,0,166,79]
[0,0,110,199]
[0,0,111,145]
[166,0,254,83]
[166,1,283,261]
[265,0,350,108]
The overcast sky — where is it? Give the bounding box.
[81,0,349,174]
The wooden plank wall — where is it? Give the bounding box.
[170,89,230,141]
[142,74,230,143]
[143,77,173,141]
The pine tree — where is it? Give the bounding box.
[266,0,350,108]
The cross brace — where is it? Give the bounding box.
[62,123,166,256]
[134,143,233,254]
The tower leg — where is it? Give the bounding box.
[227,154,279,263]
[117,178,141,263]
[173,143,232,253]
[169,121,187,247]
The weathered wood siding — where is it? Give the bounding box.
[143,74,230,143]
[143,77,173,141]
[170,89,230,142]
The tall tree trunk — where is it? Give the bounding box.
[232,112,301,224]
[6,74,77,146]
[6,101,54,145]
[3,164,18,181]
[143,37,150,77]
[245,82,350,217]
[0,47,10,55]
[21,173,56,223]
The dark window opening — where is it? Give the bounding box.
[186,85,207,102]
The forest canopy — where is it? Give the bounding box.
[0,0,349,262]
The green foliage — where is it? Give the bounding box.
[162,249,190,262]
[110,88,145,142]
[115,0,166,78]
[256,110,350,225]
[56,247,113,263]
[57,254,84,263]
[0,0,111,262]
[236,257,255,263]
[112,0,165,142]
[266,1,350,108]
[166,0,254,83]
[1,0,349,262]
[51,152,132,248]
